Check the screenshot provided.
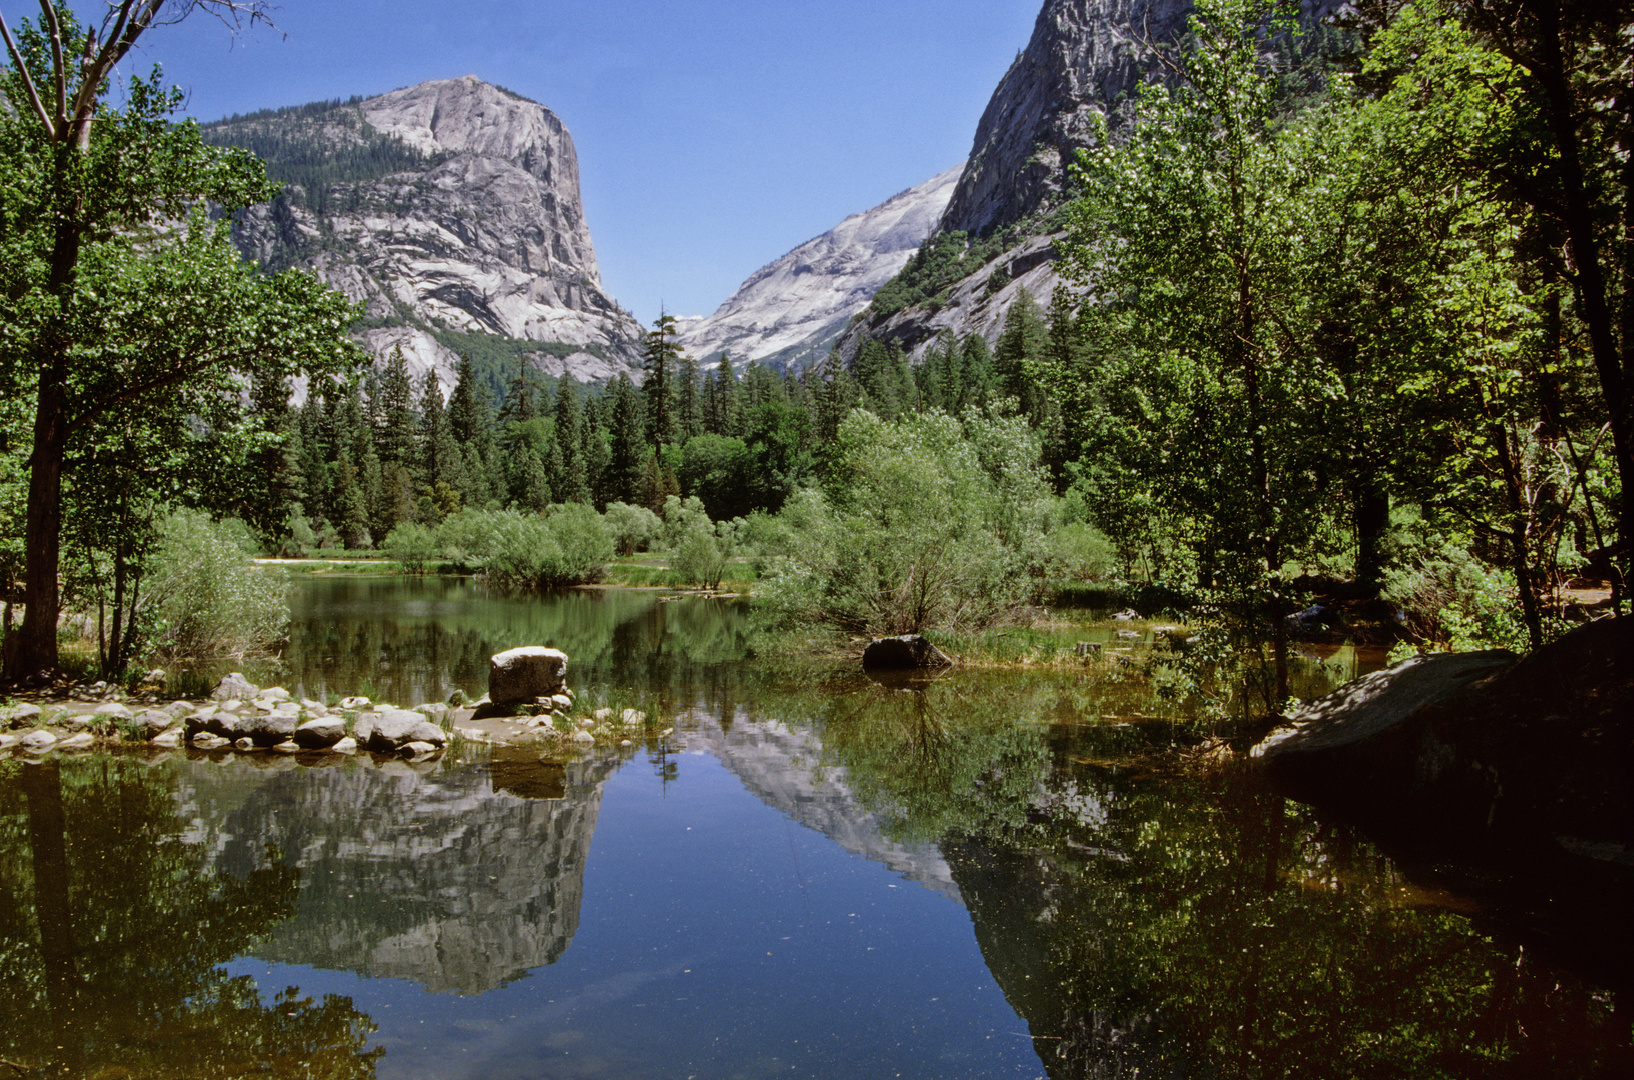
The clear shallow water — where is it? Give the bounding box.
[1,578,1627,1078]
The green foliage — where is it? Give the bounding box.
[202,96,441,218]
[759,407,1058,635]
[382,521,438,573]
[144,510,290,660]
[428,505,611,588]
[603,501,662,556]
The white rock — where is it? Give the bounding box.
[58,733,95,750]
[331,736,358,755]
[92,701,134,720]
[569,729,595,744]
[271,740,301,754]
[192,733,231,750]
[150,730,183,749]
[338,697,371,710]
[20,729,57,751]
[234,737,257,752]
[677,165,962,368]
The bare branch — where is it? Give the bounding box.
[38,0,66,126]
[0,12,57,136]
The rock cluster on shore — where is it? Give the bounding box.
[0,646,657,760]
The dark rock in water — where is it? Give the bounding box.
[1254,618,1634,856]
[862,635,954,671]
[490,646,568,705]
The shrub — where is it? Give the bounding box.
[144,509,289,660]
[603,501,662,556]
[758,407,1057,635]
[383,522,438,573]
[432,506,611,588]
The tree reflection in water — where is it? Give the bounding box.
[787,677,1633,1079]
[0,757,381,1078]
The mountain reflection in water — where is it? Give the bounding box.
[1,578,1628,1078]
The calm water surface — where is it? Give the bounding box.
[0,577,1626,1078]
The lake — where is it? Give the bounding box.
[0,576,1626,1078]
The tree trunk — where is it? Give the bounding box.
[1528,1,1632,595]
[15,379,68,679]
[1355,479,1390,598]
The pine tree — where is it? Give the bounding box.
[553,380,591,504]
[420,372,466,503]
[642,313,683,446]
[707,353,740,436]
[995,288,1049,423]
[448,353,490,444]
[961,333,997,409]
[606,374,647,505]
[373,345,419,470]
[677,354,701,442]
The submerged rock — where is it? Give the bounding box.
[862,635,954,671]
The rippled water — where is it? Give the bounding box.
[0,577,1626,1078]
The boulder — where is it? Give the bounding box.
[230,712,294,745]
[163,700,195,719]
[260,686,292,702]
[20,729,58,751]
[861,635,954,671]
[331,736,358,755]
[211,672,259,701]
[0,733,19,750]
[402,740,439,759]
[58,733,95,751]
[129,710,175,739]
[271,740,302,754]
[234,737,257,751]
[1254,619,1634,855]
[150,730,183,750]
[416,702,449,724]
[294,717,347,749]
[92,701,134,721]
[489,646,568,705]
[350,711,380,747]
[367,710,448,752]
[1,702,41,729]
[338,696,372,710]
[191,732,231,750]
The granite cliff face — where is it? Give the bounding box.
[837,0,1339,364]
[675,166,962,371]
[211,76,644,388]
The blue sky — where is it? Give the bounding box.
[4,1,1042,325]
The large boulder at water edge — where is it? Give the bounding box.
[862,635,954,671]
[1252,618,1634,859]
[294,716,348,749]
[366,709,448,752]
[489,646,568,705]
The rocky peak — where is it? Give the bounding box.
[210,76,641,387]
[939,0,1194,240]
